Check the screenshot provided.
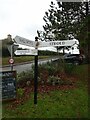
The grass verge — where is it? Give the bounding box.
[2,64,89,119]
[2,86,88,118]
[2,56,50,65]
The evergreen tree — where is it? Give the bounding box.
[42,1,89,56]
[1,34,13,57]
[43,1,87,40]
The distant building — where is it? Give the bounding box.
[60,39,80,54]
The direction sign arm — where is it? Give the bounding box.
[38,40,76,47]
[14,36,35,47]
[14,36,77,48]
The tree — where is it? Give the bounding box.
[42,1,89,56]
[43,1,87,39]
[77,2,90,62]
[1,34,13,57]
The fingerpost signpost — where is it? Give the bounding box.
[34,37,39,104]
[14,35,77,104]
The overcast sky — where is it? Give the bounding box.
[0,0,80,53]
[0,0,57,40]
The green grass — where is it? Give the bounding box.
[2,64,89,119]
[2,86,88,118]
[72,64,88,85]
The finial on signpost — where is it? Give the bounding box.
[35,37,39,49]
[35,36,38,41]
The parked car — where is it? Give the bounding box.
[62,53,84,65]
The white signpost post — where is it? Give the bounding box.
[14,35,77,105]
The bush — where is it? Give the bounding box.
[38,60,63,76]
[17,88,24,98]
[17,70,34,88]
[17,59,74,88]
[47,76,61,85]
[47,76,73,85]
[64,63,75,75]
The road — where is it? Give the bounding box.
[1,57,59,73]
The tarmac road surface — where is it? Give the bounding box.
[1,57,59,73]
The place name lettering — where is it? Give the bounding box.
[50,41,65,46]
[19,38,34,46]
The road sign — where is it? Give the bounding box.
[13,44,19,52]
[15,49,38,55]
[15,36,75,48]
[9,58,14,64]
[38,40,76,47]
[7,44,19,54]
[14,36,76,48]
[14,36,35,47]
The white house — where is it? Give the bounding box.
[60,39,80,54]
